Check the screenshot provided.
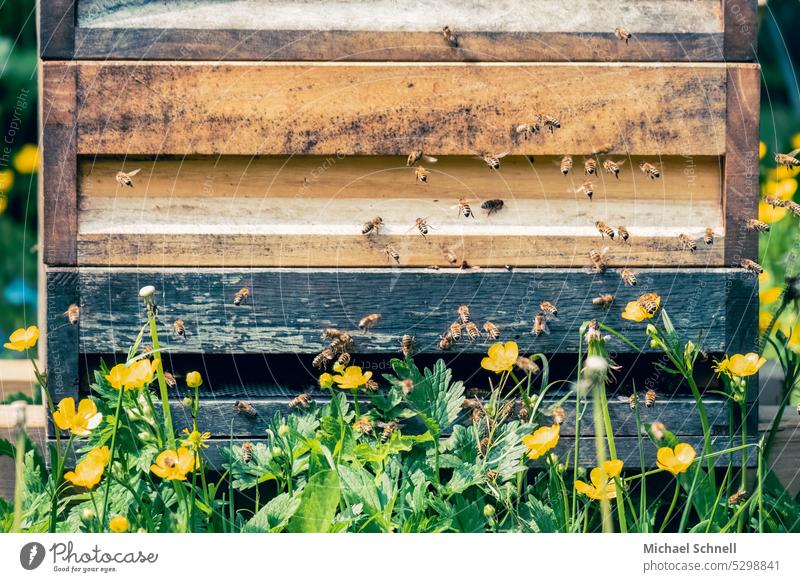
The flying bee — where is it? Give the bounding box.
[639,161,660,179]
[336,352,351,368]
[241,442,254,463]
[362,216,383,235]
[620,268,637,286]
[444,249,458,264]
[584,158,598,176]
[288,393,312,409]
[727,489,747,506]
[448,322,463,341]
[614,27,632,44]
[603,159,625,179]
[442,25,458,47]
[439,333,455,350]
[617,226,630,243]
[637,292,660,315]
[539,115,561,133]
[560,155,573,176]
[551,406,566,425]
[481,199,504,215]
[414,217,432,237]
[234,400,258,418]
[515,122,540,140]
[173,318,186,339]
[457,304,470,324]
[763,195,785,208]
[532,312,549,336]
[321,327,344,340]
[115,168,141,188]
[456,198,475,219]
[678,233,697,253]
[401,334,414,357]
[401,378,414,396]
[595,221,615,240]
[358,313,381,332]
[740,258,763,275]
[775,149,800,169]
[628,393,637,411]
[329,333,352,353]
[515,356,540,375]
[540,300,558,319]
[589,246,610,272]
[312,348,335,370]
[786,201,800,217]
[746,218,770,232]
[384,244,400,264]
[704,228,715,245]
[483,321,500,340]
[365,379,379,392]
[414,166,430,183]
[576,181,594,200]
[377,420,399,442]
[163,371,177,389]
[353,416,374,435]
[592,293,615,307]
[233,287,250,306]
[406,150,438,166]
[644,390,657,408]
[63,304,80,324]
[465,321,481,340]
[477,152,508,171]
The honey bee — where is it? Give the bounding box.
[242,442,254,463]
[384,244,400,264]
[584,158,598,176]
[457,305,470,324]
[746,218,770,232]
[362,216,383,235]
[616,226,630,243]
[576,181,594,200]
[532,312,549,336]
[678,234,697,252]
[163,371,177,389]
[365,379,379,392]
[589,246,610,272]
[603,159,625,179]
[406,150,438,166]
[312,348,335,369]
[639,161,660,179]
[786,201,800,217]
[444,249,458,264]
[637,293,660,315]
[481,199,505,215]
[628,393,637,411]
[456,198,475,219]
[288,393,312,409]
[233,287,250,306]
[560,155,573,176]
[173,318,186,339]
[414,166,430,183]
[358,313,382,332]
[620,268,637,286]
[401,378,414,396]
[336,352,351,368]
[234,400,258,418]
[465,321,481,340]
[442,25,458,47]
[515,122,540,140]
[595,221,615,240]
[551,406,566,425]
[353,416,374,435]
[321,327,344,340]
[614,27,632,44]
[478,152,508,171]
[540,300,558,318]
[740,258,763,275]
[414,217,432,237]
[727,489,747,506]
[704,228,715,245]
[592,293,615,306]
[439,334,455,350]
[329,332,352,353]
[644,390,657,408]
[763,195,785,208]
[401,334,414,357]
[448,322,463,341]
[650,421,667,441]
[377,420,398,442]
[539,115,561,133]
[63,304,80,324]
[483,321,500,339]
[775,149,800,169]
[115,168,141,188]
[515,356,540,375]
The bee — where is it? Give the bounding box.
[414,166,430,183]
[288,393,312,409]
[353,416,374,435]
[234,400,258,418]
[540,300,558,318]
[592,293,615,306]
[775,149,800,169]
[329,333,352,353]
[233,287,250,306]
[560,155,573,176]
[362,216,383,235]
[621,268,637,286]
[163,371,177,389]
[637,293,660,315]
[384,244,400,264]
[532,312,549,336]
[595,221,615,240]
[442,25,458,47]
[444,249,458,264]
[478,436,490,457]
[414,217,432,237]
[589,246,610,272]
[115,168,141,188]
[401,378,414,396]
[614,27,632,44]
[438,334,455,350]
[406,150,438,167]
[515,356,540,375]
[336,352,351,368]
[483,321,500,339]
[763,195,785,208]
[639,161,660,179]
[401,334,414,357]
[584,158,598,176]
[746,218,770,232]
[540,115,561,133]
[457,304,470,324]
[242,442,254,463]
[551,406,566,425]
[678,234,697,252]
[63,304,80,324]
[365,379,379,392]
[173,318,186,339]
[377,420,398,442]
[741,258,763,275]
[478,152,508,171]
[584,319,603,343]
[786,201,800,217]
[576,181,594,200]
[704,228,715,245]
[515,122,540,140]
[603,159,625,179]
[481,199,504,215]
[321,327,344,340]
[644,389,657,408]
[650,421,667,441]
[312,348,335,369]
[448,322,463,341]
[456,198,475,219]
[465,321,481,340]
[727,489,747,506]
[358,313,381,332]
[617,226,630,243]
[628,393,637,411]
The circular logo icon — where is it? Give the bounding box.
[20,542,46,570]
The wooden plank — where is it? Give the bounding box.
[68,267,753,355]
[0,405,47,429]
[45,269,80,405]
[41,62,78,266]
[0,360,38,399]
[1,427,46,500]
[759,405,800,498]
[73,62,728,156]
[723,0,758,62]
[39,0,75,59]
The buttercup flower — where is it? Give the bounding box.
[759,141,766,159]
[12,144,39,174]
[0,168,13,193]
[85,446,111,467]
[760,287,782,305]
[109,515,129,533]
[319,373,334,389]
[656,443,696,476]
[186,371,203,389]
[481,341,519,373]
[759,311,773,334]
[181,428,211,451]
[574,464,620,501]
[621,294,660,322]
[105,359,157,391]
[4,325,39,351]
[53,397,102,436]
[522,424,560,460]
[150,448,198,480]
[759,200,787,224]
[726,353,767,377]
[64,449,109,489]
[332,366,372,390]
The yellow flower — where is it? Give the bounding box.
[759,200,787,224]
[759,141,766,159]
[574,465,620,501]
[656,443,696,476]
[620,299,656,322]
[109,515,129,533]
[775,164,800,180]
[105,359,157,391]
[64,453,107,489]
[186,371,203,389]
[332,361,345,374]
[792,133,800,151]
[0,168,13,193]
[53,397,103,436]
[85,446,111,467]
[0,195,6,215]
[319,373,334,389]
[481,341,519,373]
[760,287,782,305]
[600,459,624,479]
[522,424,560,460]
[150,448,198,480]
[181,428,211,451]
[776,178,798,200]
[332,365,372,390]
[758,270,769,285]
[12,144,39,174]
[759,311,773,334]
[4,325,39,351]
[726,352,766,377]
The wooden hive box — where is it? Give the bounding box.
[40,0,761,466]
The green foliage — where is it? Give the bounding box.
[288,470,340,533]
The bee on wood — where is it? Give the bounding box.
[746,218,770,232]
[377,421,398,442]
[532,312,549,336]
[551,406,566,425]
[678,234,697,253]
[727,489,747,506]
[401,378,414,396]
[741,258,763,275]
[414,166,430,183]
[584,158,598,176]
[637,293,660,315]
[483,321,500,340]
[163,371,177,389]
[616,226,630,243]
[592,293,615,307]
[603,159,625,179]
[312,348,335,370]
[775,149,800,169]
[330,332,352,353]
[63,304,80,324]
[288,393,312,409]
[644,390,657,408]
[401,334,414,357]
[614,27,632,44]
[233,287,250,306]
[448,322,463,341]
[358,313,381,332]
[477,152,508,171]
[414,217,432,237]
[457,305,470,324]
[444,249,458,265]
[242,442,254,463]
[115,168,141,188]
[620,268,637,286]
[540,300,558,319]
[576,181,594,200]
[234,400,258,418]
[456,198,475,219]
[384,244,400,264]
[406,150,438,167]
[465,321,481,341]
[336,352,351,369]
[362,216,383,235]
[353,416,374,435]
[639,161,660,179]
[560,155,573,176]
[321,327,344,340]
[515,356,540,375]
[589,246,610,272]
[628,393,637,411]
[595,221,615,240]
[515,122,540,141]
[365,379,379,392]
[173,318,186,339]
[539,115,561,133]
[442,25,458,47]
[704,228,715,245]
[438,333,455,350]
[481,199,504,215]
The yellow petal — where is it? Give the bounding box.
[602,459,624,479]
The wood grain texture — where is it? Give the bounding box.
[39,0,75,59]
[73,62,728,156]
[723,0,758,62]
[64,267,755,355]
[45,269,80,405]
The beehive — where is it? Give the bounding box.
[40,0,761,466]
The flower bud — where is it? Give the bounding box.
[646,324,658,338]
[483,404,496,416]
[271,446,283,458]
[81,508,95,521]
[181,397,193,407]
[483,504,496,518]
[548,452,559,465]
[650,421,667,441]
[186,371,203,389]
[137,430,155,443]
[139,285,156,298]
[278,424,290,437]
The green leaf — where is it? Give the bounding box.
[404,359,465,437]
[519,497,559,533]
[288,469,340,533]
[337,464,382,516]
[244,493,301,532]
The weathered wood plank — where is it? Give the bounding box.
[66,267,754,354]
[723,0,758,62]
[72,62,728,156]
[39,0,75,59]
[0,360,38,399]
[45,269,80,405]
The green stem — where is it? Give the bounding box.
[737,399,748,533]
[591,383,612,533]
[659,480,681,533]
[352,389,360,418]
[101,388,125,529]
[147,307,175,448]
[599,387,627,533]
[12,418,26,532]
